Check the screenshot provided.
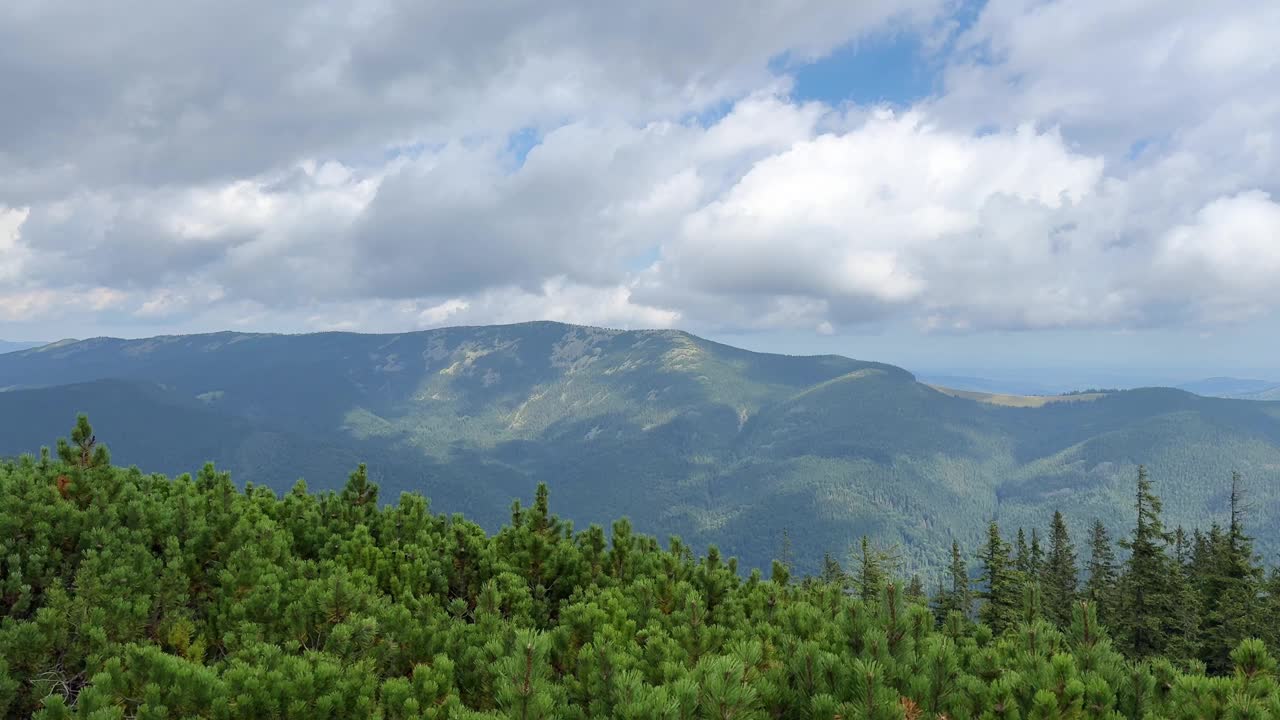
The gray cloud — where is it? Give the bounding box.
[0,0,932,196]
[2,0,1279,343]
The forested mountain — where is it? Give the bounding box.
[4,421,1280,718]
[3,322,1280,575]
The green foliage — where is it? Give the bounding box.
[4,418,1280,718]
[1118,466,1179,659]
[7,324,1280,581]
[978,522,1022,635]
[1042,511,1078,630]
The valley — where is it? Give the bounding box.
[3,321,1279,576]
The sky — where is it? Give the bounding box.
[1,0,1279,379]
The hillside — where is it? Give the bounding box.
[3,321,1280,575]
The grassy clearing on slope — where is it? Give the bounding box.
[929,385,1108,407]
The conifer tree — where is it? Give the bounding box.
[5,416,1280,718]
[854,536,886,605]
[1015,528,1032,576]
[820,550,846,586]
[778,527,794,575]
[1030,528,1045,576]
[1042,510,1078,629]
[937,540,971,621]
[1118,465,1176,659]
[1085,519,1119,628]
[977,521,1019,635]
[1199,472,1264,674]
[906,575,926,604]
[55,413,110,470]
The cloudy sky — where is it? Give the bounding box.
[2,0,1278,375]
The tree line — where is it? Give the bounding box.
[2,416,1280,718]
[838,465,1279,678]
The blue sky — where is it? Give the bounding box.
[1,0,1278,382]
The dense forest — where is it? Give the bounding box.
[7,324,1280,579]
[4,417,1280,718]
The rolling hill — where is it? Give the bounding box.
[3,321,1279,575]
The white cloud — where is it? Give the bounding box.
[939,0,1280,144]
[0,206,31,284]
[2,0,1279,344]
[1153,192,1280,323]
[651,112,1106,328]
[0,0,939,198]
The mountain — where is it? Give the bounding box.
[0,339,47,355]
[3,321,1280,575]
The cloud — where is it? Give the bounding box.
[0,206,31,284]
[1153,191,1280,323]
[648,112,1107,329]
[0,0,936,198]
[1,0,1279,342]
[937,0,1280,148]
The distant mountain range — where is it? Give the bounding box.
[3,322,1280,575]
[1175,377,1280,401]
[920,372,1280,402]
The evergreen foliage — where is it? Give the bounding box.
[1086,520,1121,628]
[3,418,1280,718]
[1043,511,1079,629]
[977,522,1021,635]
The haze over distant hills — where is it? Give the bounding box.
[1175,377,1280,401]
[0,339,48,354]
[3,321,1280,575]
[918,371,1280,402]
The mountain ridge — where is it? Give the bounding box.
[3,320,1279,575]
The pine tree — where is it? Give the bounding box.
[55,413,110,470]
[977,521,1019,635]
[8,416,1280,718]
[1085,519,1119,628]
[1042,510,1078,629]
[1118,465,1176,659]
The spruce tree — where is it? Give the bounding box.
[1085,519,1119,628]
[1199,472,1264,674]
[977,521,1019,635]
[1118,465,1176,659]
[1042,510,1078,629]
[820,551,845,586]
[906,575,926,604]
[1030,528,1045,577]
[1015,528,1032,576]
[855,536,886,605]
[938,540,972,620]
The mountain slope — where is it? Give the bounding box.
[3,321,1279,574]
